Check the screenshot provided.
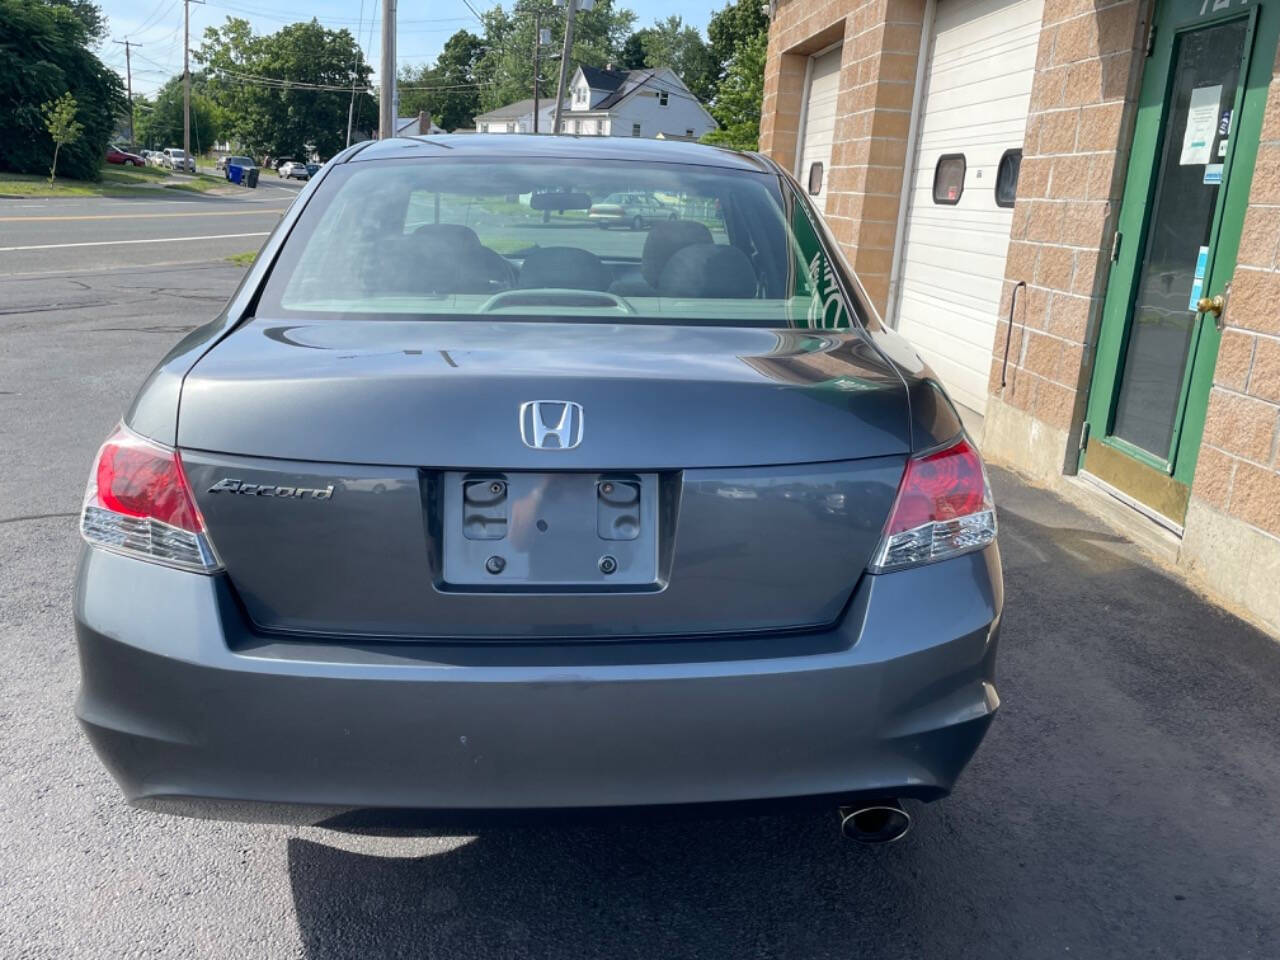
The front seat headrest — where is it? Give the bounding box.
[641,220,714,287]
[658,243,757,299]
[518,247,612,291]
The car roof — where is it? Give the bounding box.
[347,134,771,173]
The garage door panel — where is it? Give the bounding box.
[797,47,842,208]
[893,0,1043,417]
[899,284,1002,341]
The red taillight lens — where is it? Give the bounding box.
[871,437,996,572]
[95,436,200,532]
[81,426,220,572]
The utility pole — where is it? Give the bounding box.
[347,48,361,147]
[529,9,540,134]
[183,0,190,163]
[113,39,140,146]
[379,0,396,138]
[552,0,579,136]
[182,0,203,167]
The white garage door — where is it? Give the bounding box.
[892,0,1044,415]
[796,45,842,208]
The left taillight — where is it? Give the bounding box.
[80,425,221,573]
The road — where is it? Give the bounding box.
[0,174,300,276]
[2,188,1280,959]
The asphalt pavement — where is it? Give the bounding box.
[0,174,299,276]
[2,193,1280,958]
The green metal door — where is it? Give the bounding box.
[1081,0,1279,523]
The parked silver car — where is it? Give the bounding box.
[161,148,195,173]
[73,135,1001,842]
[588,190,679,229]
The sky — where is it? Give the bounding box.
[95,0,726,98]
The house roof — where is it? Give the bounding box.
[593,68,659,110]
[578,64,627,93]
[474,98,561,121]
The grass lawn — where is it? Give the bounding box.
[0,164,230,198]
[225,251,257,267]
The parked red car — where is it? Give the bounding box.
[105,145,145,167]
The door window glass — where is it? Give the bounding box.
[933,154,965,204]
[1110,19,1247,458]
[807,161,824,196]
[995,149,1021,208]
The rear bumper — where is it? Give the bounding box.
[74,545,1002,824]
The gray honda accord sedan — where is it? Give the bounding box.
[74,135,1001,842]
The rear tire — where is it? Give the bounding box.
[631,215,643,231]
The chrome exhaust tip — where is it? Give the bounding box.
[838,800,911,843]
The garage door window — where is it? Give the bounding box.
[807,162,824,196]
[995,149,1021,208]
[933,154,965,204]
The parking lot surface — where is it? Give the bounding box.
[2,237,1279,958]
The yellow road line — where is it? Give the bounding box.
[0,209,285,223]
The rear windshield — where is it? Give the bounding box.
[257,157,859,329]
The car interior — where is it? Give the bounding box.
[266,160,825,324]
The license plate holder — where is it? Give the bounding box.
[441,471,659,587]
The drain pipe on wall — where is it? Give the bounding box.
[884,0,938,329]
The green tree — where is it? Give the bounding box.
[42,91,82,184]
[0,0,126,180]
[46,0,107,44]
[398,29,483,131]
[701,27,766,151]
[618,29,652,70]
[706,0,768,85]
[637,16,715,103]
[134,75,223,152]
[474,0,635,114]
[196,17,375,159]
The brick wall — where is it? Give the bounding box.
[985,0,1148,470]
[1189,49,1280,548]
[760,0,926,314]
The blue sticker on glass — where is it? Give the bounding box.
[1204,163,1223,185]
[1188,245,1210,311]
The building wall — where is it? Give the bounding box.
[763,0,1280,634]
[760,0,928,314]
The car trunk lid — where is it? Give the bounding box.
[177,319,909,639]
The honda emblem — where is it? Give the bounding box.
[519,401,584,450]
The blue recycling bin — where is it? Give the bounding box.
[228,163,244,185]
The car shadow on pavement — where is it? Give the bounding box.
[286,469,1280,960]
[287,812,930,960]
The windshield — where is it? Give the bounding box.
[257,157,859,329]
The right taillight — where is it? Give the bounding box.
[869,436,996,572]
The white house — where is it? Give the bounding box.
[473,66,716,140]
[395,113,447,137]
[474,99,559,134]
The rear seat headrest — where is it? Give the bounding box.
[518,247,612,291]
[658,244,757,299]
[413,223,481,246]
[641,220,714,286]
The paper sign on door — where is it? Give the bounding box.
[1181,85,1222,165]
